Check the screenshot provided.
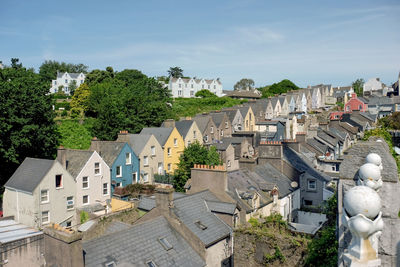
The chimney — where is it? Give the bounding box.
[296,132,306,144]
[91,137,100,153]
[189,164,227,194]
[57,146,67,169]
[117,130,129,142]
[163,119,175,128]
[155,187,174,213]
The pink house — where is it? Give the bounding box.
[329,111,345,120]
[344,93,368,112]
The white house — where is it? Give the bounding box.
[363,78,384,94]
[169,77,223,98]
[50,71,85,94]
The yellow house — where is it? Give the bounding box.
[239,106,256,131]
[140,127,184,174]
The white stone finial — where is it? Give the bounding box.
[343,186,384,265]
[365,153,383,170]
[357,163,382,191]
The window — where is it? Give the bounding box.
[41,190,49,203]
[208,85,210,89]
[178,90,182,96]
[185,83,187,88]
[307,180,316,190]
[82,176,89,189]
[143,173,149,182]
[202,85,204,89]
[126,152,131,165]
[167,163,171,171]
[116,182,122,187]
[193,130,196,138]
[55,175,62,188]
[146,261,157,267]
[94,162,100,175]
[151,146,155,156]
[188,140,191,145]
[167,147,171,156]
[133,172,137,183]
[210,126,214,133]
[179,83,181,88]
[174,138,178,147]
[214,85,216,89]
[158,237,173,250]
[65,79,68,84]
[204,135,209,142]
[54,81,57,85]
[83,195,89,205]
[158,163,163,174]
[225,121,228,129]
[227,160,231,167]
[42,211,50,224]
[190,90,194,96]
[66,221,72,227]
[144,156,149,166]
[191,84,193,88]
[116,166,122,177]
[221,130,224,137]
[103,183,108,195]
[80,80,84,84]
[67,196,74,210]
[304,200,313,206]
[195,221,207,230]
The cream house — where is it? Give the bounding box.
[117,132,164,183]
[3,157,77,228]
[162,119,203,147]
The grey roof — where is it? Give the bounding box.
[89,141,127,167]
[193,115,212,134]
[174,120,194,139]
[138,192,190,211]
[104,221,132,235]
[173,191,232,247]
[205,200,236,215]
[209,112,226,127]
[222,108,241,122]
[317,130,339,147]
[270,97,279,108]
[5,157,55,193]
[57,71,82,79]
[140,127,174,146]
[62,150,93,177]
[213,142,231,151]
[120,134,152,156]
[83,216,206,267]
[278,96,286,106]
[238,106,250,118]
[328,127,348,142]
[283,147,331,182]
[0,219,43,243]
[306,138,328,154]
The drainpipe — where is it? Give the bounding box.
[16,190,19,222]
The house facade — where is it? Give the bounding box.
[344,93,368,112]
[363,78,384,94]
[223,108,244,132]
[172,120,203,147]
[50,72,85,94]
[169,77,223,98]
[57,148,111,208]
[193,114,218,144]
[3,158,77,228]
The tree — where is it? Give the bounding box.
[195,89,216,98]
[85,68,114,86]
[259,79,299,98]
[0,59,59,186]
[71,83,91,112]
[39,60,88,84]
[168,66,183,78]
[234,78,255,91]
[69,80,77,96]
[173,142,222,192]
[352,78,364,96]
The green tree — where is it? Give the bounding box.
[85,67,114,86]
[58,120,92,149]
[352,78,364,96]
[259,79,299,98]
[168,66,183,78]
[234,78,255,91]
[71,83,91,112]
[39,60,88,84]
[195,89,216,98]
[0,59,59,185]
[173,142,222,192]
[69,80,77,96]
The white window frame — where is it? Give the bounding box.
[210,126,214,133]
[227,160,231,167]
[174,138,178,147]
[133,173,137,183]
[144,156,149,166]
[221,130,224,137]
[55,174,63,189]
[82,195,89,205]
[193,130,196,139]
[158,163,163,174]
[94,162,101,175]
[126,152,131,165]
[41,189,49,203]
[307,180,317,191]
[103,183,108,195]
[42,211,50,225]
[66,196,74,210]
[204,135,209,142]
[225,121,228,129]
[151,146,155,156]
[167,147,171,156]
[82,176,89,189]
[143,173,149,182]
[116,166,122,177]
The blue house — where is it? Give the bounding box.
[90,139,139,194]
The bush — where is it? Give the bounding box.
[61,110,68,117]
[248,217,259,227]
[70,107,83,118]
[80,211,89,224]
[55,101,71,111]
[57,120,92,149]
[264,245,286,263]
[195,89,216,98]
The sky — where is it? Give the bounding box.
[1,0,399,89]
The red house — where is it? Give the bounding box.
[329,111,345,120]
[344,93,368,112]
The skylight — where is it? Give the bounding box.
[146,260,157,267]
[158,237,173,251]
[195,221,207,230]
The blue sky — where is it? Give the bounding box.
[1,0,399,89]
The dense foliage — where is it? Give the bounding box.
[0,59,59,185]
[305,194,338,267]
[258,79,299,98]
[39,60,88,84]
[195,89,216,98]
[379,112,400,130]
[57,120,93,149]
[173,142,222,192]
[352,78,364,97]
[167,66,183,78]
[234,78,255,91]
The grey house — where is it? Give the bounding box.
[3,157,77,228]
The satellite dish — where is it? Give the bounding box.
[290,181,298,188]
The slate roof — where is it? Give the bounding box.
[213,142,231,151]
[89,141,126,167]
[140,127,174,147]
[174,120,194,139]
[222,108,240,122]
[57,72,82,79]
[317,130,339,147]
[328,127,348,142]
[209,112,226,127]
[282,147,331,182]
[5,157,55,193]
[205,200,236,215]
[118,134,152,156]
[173,191,232,247]
[62,150,93,178]
[225,90,261,99]
[270,97,279,108]
[238,106,250,118]
[278,96,286,106]
[83,216,206,267]
[0,219,43,243]
[104,221,132,235]
[306,138,328,154]
[193,115,212,133]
